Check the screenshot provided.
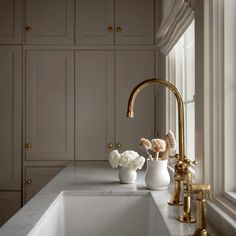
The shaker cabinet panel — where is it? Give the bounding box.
[115,50,155,152]
[75,51,115,160]
[115,0,154,45]
[0,46,22,190]
[0,0,22,44]
[76,0,154,45]
[25,50,74,161]
[0,191,21,226]
[25,166,64,202]
[25,0,74,44]
[76,0,114,44]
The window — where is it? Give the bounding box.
[203,0,236,220]
[166,21,195,161]
[224,0,236,201]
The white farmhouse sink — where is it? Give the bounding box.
[27,192,170,236]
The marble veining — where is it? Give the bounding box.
[0,161,217,236]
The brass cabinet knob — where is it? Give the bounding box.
[25,25,32,32]
[26,179,32,185]
[116,26,122,32]
[25,143,32,148]
[107,26,113,32]
[107,143,113,148]
[116,143,121,148]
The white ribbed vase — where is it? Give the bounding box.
[145,159,170,190]
[119,167,137,184]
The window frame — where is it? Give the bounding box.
[165,21,196,179]
[166,0,236,221]
[203,0,236,220]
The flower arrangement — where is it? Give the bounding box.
[140,131,176,160]
[140,138,166,160]
[108,150,145,171]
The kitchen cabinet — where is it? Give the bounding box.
[115,50,155,152]
[0,0,160,224]
[0,46,22,190]
[75,50,155,160]
[25,50,74,161]
[76,0,154,45]
[0,0,22,44]
[75,51,115,160]
[76,0,114,45]
[0,191,21,225]
[115,0,154,45]
[25,0,74,44]
[25,166,64,202]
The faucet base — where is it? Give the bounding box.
[176,215,196,223]
[168,200,183,206]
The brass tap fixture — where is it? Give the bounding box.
[185,184,211,236]
[127,78,196,222]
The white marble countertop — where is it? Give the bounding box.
[0,161,217,236]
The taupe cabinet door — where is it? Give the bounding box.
[0,0,22,44]
[75,51,115,160]
[0,46,22,190]
[76,0,114,44]
[25,50,74,161]
[75,50,154,160]
[0,192,21,226]
[25,166,64,202]
[25,0,74,44]
[76,0,154,45]
[115,0,154,45]
[115,50,155,152]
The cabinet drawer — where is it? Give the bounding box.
[25,166,64,202]
[0,191,21,226]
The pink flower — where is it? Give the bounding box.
[151,139,166,153]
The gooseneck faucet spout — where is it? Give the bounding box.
[127,78,185,161]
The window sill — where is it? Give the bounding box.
[207,197,236,235]
[225,192,236,205]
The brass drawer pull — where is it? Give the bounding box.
[107,143,113,148]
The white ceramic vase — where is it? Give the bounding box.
[119,166,137,184]
[145,159,170,190]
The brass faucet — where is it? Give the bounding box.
[127,78,196,222]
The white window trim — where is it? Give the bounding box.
[203,0,236,220]
[165,23,196,182]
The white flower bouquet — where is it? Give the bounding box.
[108,150,145,171]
